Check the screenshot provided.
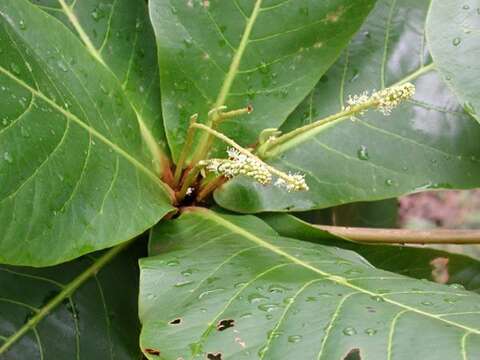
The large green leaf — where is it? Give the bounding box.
[139,209,480,359]
[261,213,480,293]
[0,242,143,359]
[29,0,168,152]
[214,0,480,213]
[0,0,174,266]
[427,0,480,123]
[149,0,376,161]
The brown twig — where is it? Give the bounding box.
[196,176,227,202]
[317,226,480,244]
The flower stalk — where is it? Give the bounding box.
[193,123,309,192]
[257,82,415,158]
[174,114,199,186]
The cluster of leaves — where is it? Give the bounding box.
[1,0,480,359]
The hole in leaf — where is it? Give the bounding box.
[343,348,361,360]
[216,319,235,331]
[207,352,223,360]
[144,348,161,356]
[169,318,182,325]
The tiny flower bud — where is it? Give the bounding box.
[345,82,415,116]
[200,148,308,192]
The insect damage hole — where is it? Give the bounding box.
[144,348,161,356]
[343,348,362,360]
[169,318,182,325]
[216,319,235,331]
[207,352,223,360]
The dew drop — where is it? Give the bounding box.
[10,63,21,75]
[91,7,106,21]
[3,152,13,163]
[19,20,26,30]
[288,335,302,343]
[452,37,462,46]
[463,4,470,10]
[385,179,394,186]
[364,328,377,336]
[421,301,433,306]
[357,145,369,160]
[443,297,458,304]
[181,269,193,276]
[247,293,269,304]
[183,38,193,48]
[449,283,465,290]
[166,259,179,266]
[258,303,279,312]
[57,61,68,72]
[342,327,357,336]
[174,280,194,288]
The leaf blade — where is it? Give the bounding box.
[426,0,480,124]
[0,242,144,359]
[214,0,480,213]
[149,0,377,160]
[139,209,480,359]
[0,0,173,266]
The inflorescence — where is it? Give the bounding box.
[200,148,308,192]
[345,82,415,115]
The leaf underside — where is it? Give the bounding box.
[139,209,480,360]
[214,0,480,213]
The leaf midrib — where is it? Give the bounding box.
[55,0,165,169]
[213,0,263,110]
[193,209,480,335]
[0,64,165,191]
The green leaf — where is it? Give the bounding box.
[427,0,480,123]
[0,242,143,359]
[149,0,377,161]
[332,199,399,228]
[28,0,168,152]
[261,213,480,293]
[214,0,480,213]
[0,0,174,266]
[139,209,480,359]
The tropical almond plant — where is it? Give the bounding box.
[1,0,480,359]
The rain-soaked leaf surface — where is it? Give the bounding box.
[149,0,376,161]
[0,0,173,266]
[139,209,480,359]
[29,0,168,149]
[427,0,480,124]
[214,0,480,213]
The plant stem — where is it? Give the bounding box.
[196,176,227,202]
[190,0,263,166]
[177,165,202,201]
[174,114,198,186]
[192,123,297,184]
[258,100,375,158]
[318,226,480,244]
[0,241,132,355]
